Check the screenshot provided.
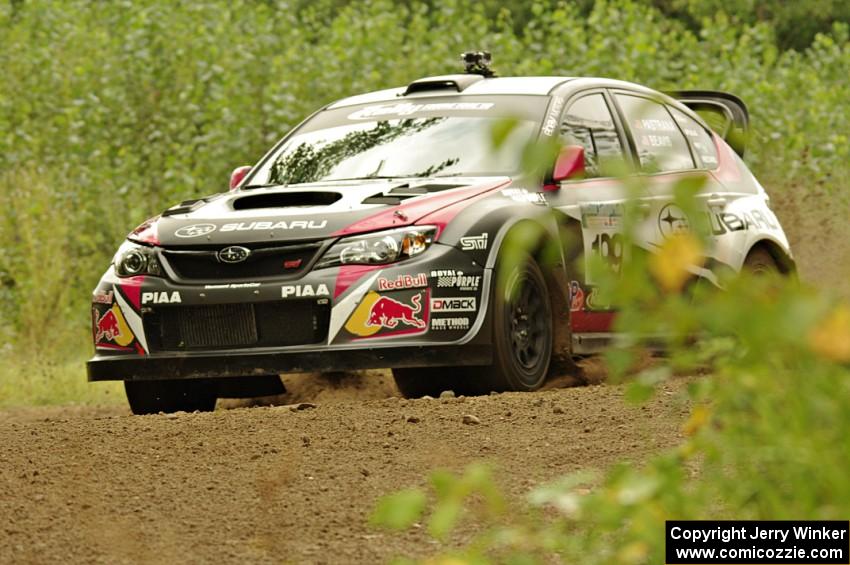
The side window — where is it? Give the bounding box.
[615,94,695,173]
[668,106,719,169]
[559,93,624,177]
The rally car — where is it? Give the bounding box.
[88,52,794,414]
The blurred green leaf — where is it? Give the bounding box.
[370,488,427,530]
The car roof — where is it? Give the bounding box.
[326,75,668,109]
[326,76,572,109]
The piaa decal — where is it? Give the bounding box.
[142,291,182,305]
[281,284,329,298]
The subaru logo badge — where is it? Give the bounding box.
[175,223,217,238]
[218,246,251,264]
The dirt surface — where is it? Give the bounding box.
[0,370,692,564]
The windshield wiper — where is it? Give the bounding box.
[327,176,400,182]
[241,183,284,190]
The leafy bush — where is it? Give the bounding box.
[0,0,847,403]
[371,179,850,562]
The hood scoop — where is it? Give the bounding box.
[161,194,227,217]
[232,191,342,210]
[361,182,465,205]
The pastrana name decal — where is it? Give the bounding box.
[348,102,494,120]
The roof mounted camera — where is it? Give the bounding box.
[461,51,495,77]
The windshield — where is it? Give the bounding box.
[249,96,546,186]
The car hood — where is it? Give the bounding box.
[130,177,510,247]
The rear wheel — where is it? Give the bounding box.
[743,246,779,275]
[124,379,217,415]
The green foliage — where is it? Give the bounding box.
[371,488,428,531]
[0,0,847,405]
[371,187,850,561]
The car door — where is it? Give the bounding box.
[542,90,636,328]
[609,91,732,281]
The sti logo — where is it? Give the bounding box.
[460,233,488,251]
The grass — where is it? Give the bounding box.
[0,348,123,409]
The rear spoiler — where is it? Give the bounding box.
[666,90,749,157]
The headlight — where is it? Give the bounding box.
[315,226,437,269]
[113,241,162,277]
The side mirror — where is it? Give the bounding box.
[552,145,586,183]
[229,165,252,190]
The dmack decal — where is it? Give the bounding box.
[282,284,329,298]
[431,297,476,313]
[142,291,182,305]
[345,291,428,338]
[93,305,134,347]
[221,220,328,232]
[377,273,427,291]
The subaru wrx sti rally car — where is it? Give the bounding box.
[88,52,794,414]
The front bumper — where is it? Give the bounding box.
[87,343,492,381]
[88,242,492,381]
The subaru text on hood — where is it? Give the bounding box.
[88,52,795,414]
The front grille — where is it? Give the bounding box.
[144,300,329,351]
[160,243,321,282]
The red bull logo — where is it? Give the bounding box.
[95,309,121,342]
[367,294,426,329]
[92,304,134,347]
[345,290,429,338]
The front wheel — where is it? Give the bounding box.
[468,255,553,394]
[124,379,217,415]
[392,367,465,399]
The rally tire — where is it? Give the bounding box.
[743,246,779,275]
[392,367,465,399]
[124,379,217,415]
[470,254,553,394]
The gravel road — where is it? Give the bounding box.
[0,371,691,564]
